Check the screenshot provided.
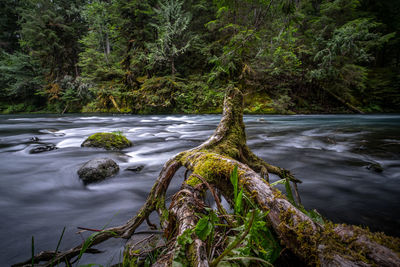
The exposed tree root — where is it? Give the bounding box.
[15,87,399,267]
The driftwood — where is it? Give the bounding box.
[15,87,399,266]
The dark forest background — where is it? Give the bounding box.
[0,0,399,114]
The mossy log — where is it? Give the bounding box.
[15,87,399,267]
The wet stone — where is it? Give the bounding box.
[367,163,383,173]
[29,144,57,154]
[125,165,144,172]
[78,158,119,184]
[30,137,40,142]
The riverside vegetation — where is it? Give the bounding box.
[1,0,400,114]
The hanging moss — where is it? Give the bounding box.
[81,132,132,150]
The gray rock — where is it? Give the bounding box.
[78,158,119,184]
[29,144,57,154]
[125,165,144,172]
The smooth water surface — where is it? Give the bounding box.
[0,114,399,265]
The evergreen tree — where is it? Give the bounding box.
[147,0,194,75]
[0,0,20,53]
[18,0,86,80]
[78,0,123,83]
[0,51,43,103]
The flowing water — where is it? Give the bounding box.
[0,114,399,265]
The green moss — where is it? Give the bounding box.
[277,207,321,265]
[368,231,400,254]
[186,176,202,187]
[81,132,132,150]
[156,194,169,226]
[182,153,235,182]
[277,206,393,266]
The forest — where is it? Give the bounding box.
[1,0,399,114]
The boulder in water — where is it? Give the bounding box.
[81,132,132,150]
[29,144,57,154]
[125,165,144,172]
[78,158,119,184]
[367,163,383,173]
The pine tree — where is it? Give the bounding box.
[147,0,194,75]
[18,0,86,80]
[0,0,20,53]
[78,0,122,82]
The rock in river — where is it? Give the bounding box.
[125,165,144,172]
[78,158,119,184]
[81,132,132,150]
[29,144,57,154]
[367,163,383,173]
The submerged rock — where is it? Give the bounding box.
[367,163,384,173]
[125,165,144,172]
[78,158,119,184]
[29,144,57,154]
[30,137,40,142]
[81,132,132,150]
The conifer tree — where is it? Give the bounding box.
[18,0,86,80]
[147,0,194,75]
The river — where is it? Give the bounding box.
[0,114,399,265]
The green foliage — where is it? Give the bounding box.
[216,209,281,266]
[0,0,20,52]
[50,227,66,267]
[307,1,395,106]
[0,51,44,100]
[18,0,86,79]
[78,0,125,84]
[130,75,224,114]
[1,0,400,113]
[195,211,218,241]
[147,0,195,75]
[217,167,281,266]
[38,75,93,113]
[229,165,244,214]
[175,75,224,113]
[173,228,194,266]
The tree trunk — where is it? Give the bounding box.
[324,88,365,114]
[15,87,399,267]
[106,32,111,56]
[171,58,176,76]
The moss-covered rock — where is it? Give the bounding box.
[81,132,132,150]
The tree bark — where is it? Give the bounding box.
[16,87,399,267]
